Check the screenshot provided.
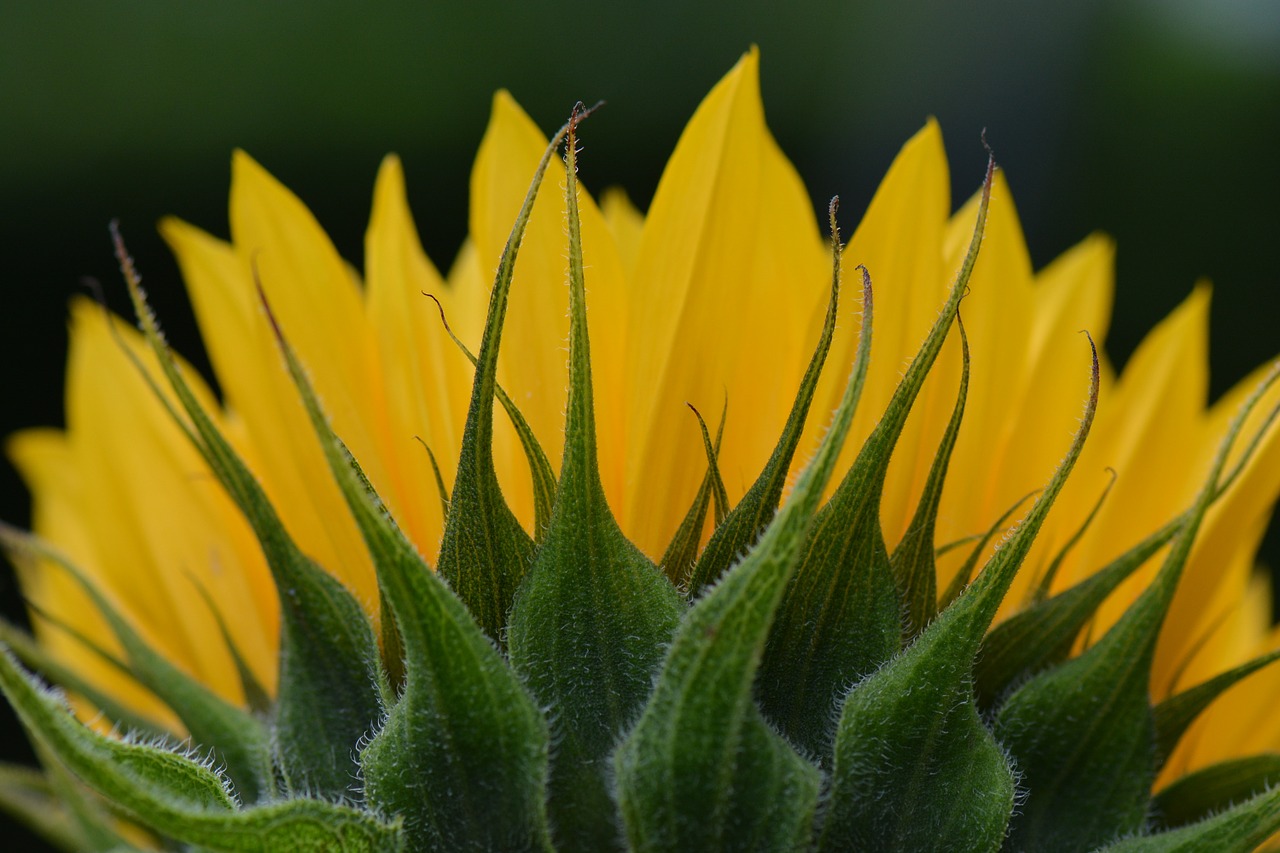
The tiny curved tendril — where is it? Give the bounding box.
[828,196,841,249]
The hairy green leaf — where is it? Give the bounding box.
[435,119,575,640]
[0,524,270,803]
[1028,468,1116,604]
[0,617,165,741]
[614,212,870,853]
[262,237,555,851]
[1106,784,1280,852]
[1154,649,1280,768]
[0,649,402,851]
[763,159,994,759]
[938,489,1038,608]
[112,229,384,801]
[507,112,683,850]
[1152,755,1280,831]
[973,518,1176,708]
[994,362,1280,851]
[659,401,727,586]
[684,197,847,596]
[819,300,1097,853]
[889,315,970,640]
[424,293,557,541]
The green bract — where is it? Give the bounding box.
[3,109,1280,853]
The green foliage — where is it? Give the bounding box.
[0,650,401,851]
[264,152,556,851]
[888,316,969,641]
[684,197,846,598]
[994,363,1280,851]
[506,113,684,850]
[434,119,574,642]
[112,229,385,802]
[0,525,271,804]
[1105,786,1280,853]
[759,159,994,761]
[614,232,870,852]
[820,197,1099,851]
[659,401,727,586]
[6,132,1280,853]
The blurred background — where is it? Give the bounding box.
[2,1,1278,847]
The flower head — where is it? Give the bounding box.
[4,48,1280,850]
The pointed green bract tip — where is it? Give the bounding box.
[3,104,1278,853]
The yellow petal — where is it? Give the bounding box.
[1071,285,1214,636]
[11,300,278,718]
[1153,356,1280,691]
[1158,564,1276,783]
[161,212,375,607]
[622,47,828,556]
[937,172,1038,540]
[993,232,1117,608]
[810,119,951,544]
[600,187,645,280]
[364,154,469,558]
[7,425,175,727]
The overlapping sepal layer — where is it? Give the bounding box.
[4,49,1280,853]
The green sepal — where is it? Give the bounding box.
[819,303,1097,852]
[994,362,1280,851]
[0,617,165,741]
[762,162,993,758]
[938,489,1038,608]
[112,230,385,801]
[1028,468,1116,604]
[435,120,576,643]
[889,314,970,640]
[377,586,406,698]
[973,518,1176,708]
[424,293,557,540]
[1152,755,1280,831]
[660,401,727,586]
[684,197,846,596]
[1154,649,1280,768]
[614,253,872,853]
[261,260,555,852]
[0,524,271,804]
[1105,784,1280,853]
[0,649,403,851]
[507,112,683,850]
[417,438,452,527]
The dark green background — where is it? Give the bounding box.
[2,3,1278,848]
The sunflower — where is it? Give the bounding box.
[4,47,1280,851]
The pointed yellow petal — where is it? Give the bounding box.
[813,119,951,546]
[1074,285,1214,637]
[230,149,377,421]
[992,232,1117,607]
[622,48,828,556]
[6,426,177,727]
[1159,564,1277,783]
[600,187,645,279]
[365,154,469,558]
[11,301,279,717]
[936,172,1038,539]
[162,213,376,607]
[1153,358,1280,691]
